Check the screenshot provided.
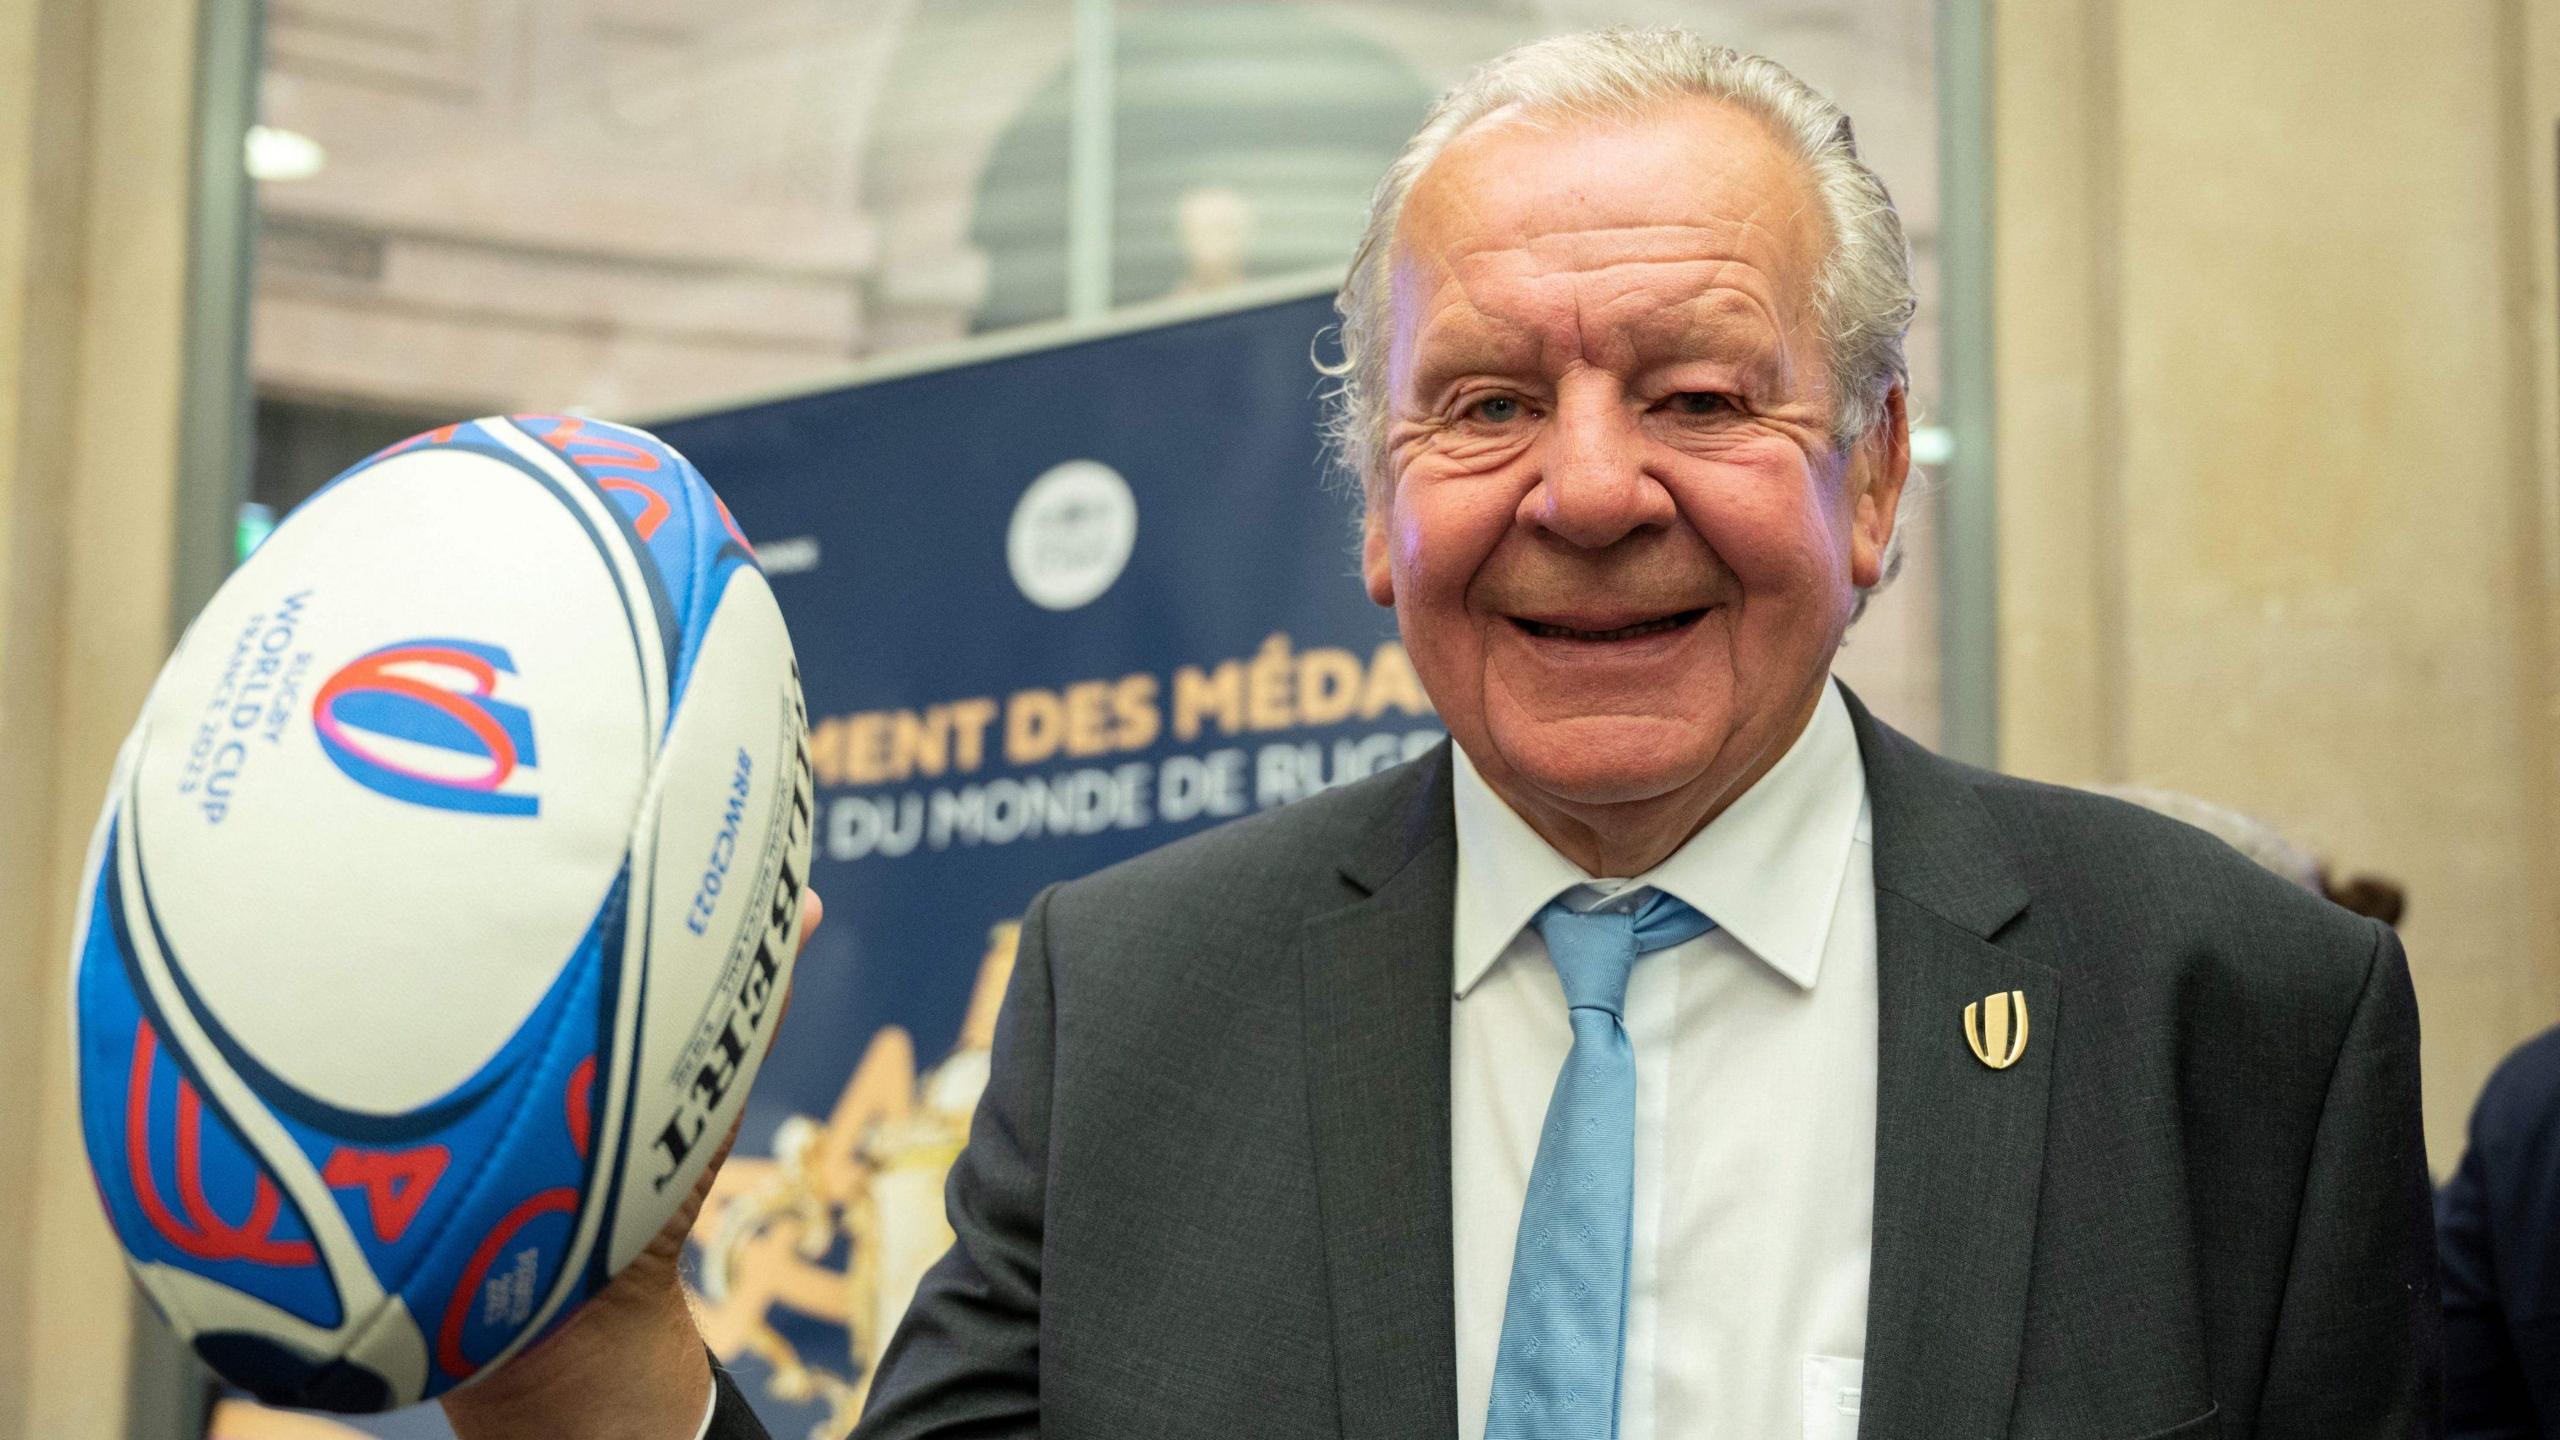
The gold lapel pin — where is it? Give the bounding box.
[1964,990,2030,1070]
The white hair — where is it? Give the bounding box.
[2088,785,2326,894]
[1318,27,1919,601]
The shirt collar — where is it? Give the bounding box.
[1451,679,1868,997]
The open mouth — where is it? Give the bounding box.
[1510,608,1709,642]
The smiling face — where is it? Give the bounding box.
[1363,96,1908,874]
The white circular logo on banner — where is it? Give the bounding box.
[1007,460,1137,610]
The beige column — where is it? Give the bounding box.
[0,0,210,1435]
[1993,0,2560,1167]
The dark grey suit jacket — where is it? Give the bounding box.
[712,688,2436,1439]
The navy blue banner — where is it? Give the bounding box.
[649,289,1440,1439]
[661,291,1434,1439]
[647,290,1440,1439]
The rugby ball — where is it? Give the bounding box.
[70,415,814,1410]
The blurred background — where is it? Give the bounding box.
[1,0,2553,1436]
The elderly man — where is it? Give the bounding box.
[449,28,2435,1440]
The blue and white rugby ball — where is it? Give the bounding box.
[71,415,813,1410]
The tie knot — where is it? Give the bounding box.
[1532,889,1714,1016]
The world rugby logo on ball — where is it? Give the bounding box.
[70,415,814,1412]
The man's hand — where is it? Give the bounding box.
[444,890,824,1440]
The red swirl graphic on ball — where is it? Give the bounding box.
[124,1022,316,1267]
[436,1188,579,1379]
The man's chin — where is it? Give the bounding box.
[1479,721,1726,812]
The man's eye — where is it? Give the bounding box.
[1464,395,1529,425]
[1662,392,1735,417]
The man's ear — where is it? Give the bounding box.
[1848,386,1910,591]
[1361,487,1395,607]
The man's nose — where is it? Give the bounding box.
[1524,387,1676,549]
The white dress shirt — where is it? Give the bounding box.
[1451,680,1878,1440]
[692,1367,718,1440]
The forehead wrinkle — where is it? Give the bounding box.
[1393,263,1543,406]
[1513,216,1791,270]
[1592,265,1786,351]
[1390,136,1827,397]
[1401,267,1796,398]
[1468,216,1804,327]
[1391,176,1540,399]
[1434,248,1794,382]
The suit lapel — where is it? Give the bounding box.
[1298,705,2059,1439]
[1301,747,1461,1440]
[1843,691,2058,1440]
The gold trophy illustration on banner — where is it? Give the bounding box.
[688,921,1022,1440]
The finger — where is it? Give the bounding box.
[797,889,824,953]
[775,889,822,1033]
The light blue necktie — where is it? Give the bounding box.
[1483,888,1716,1440]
